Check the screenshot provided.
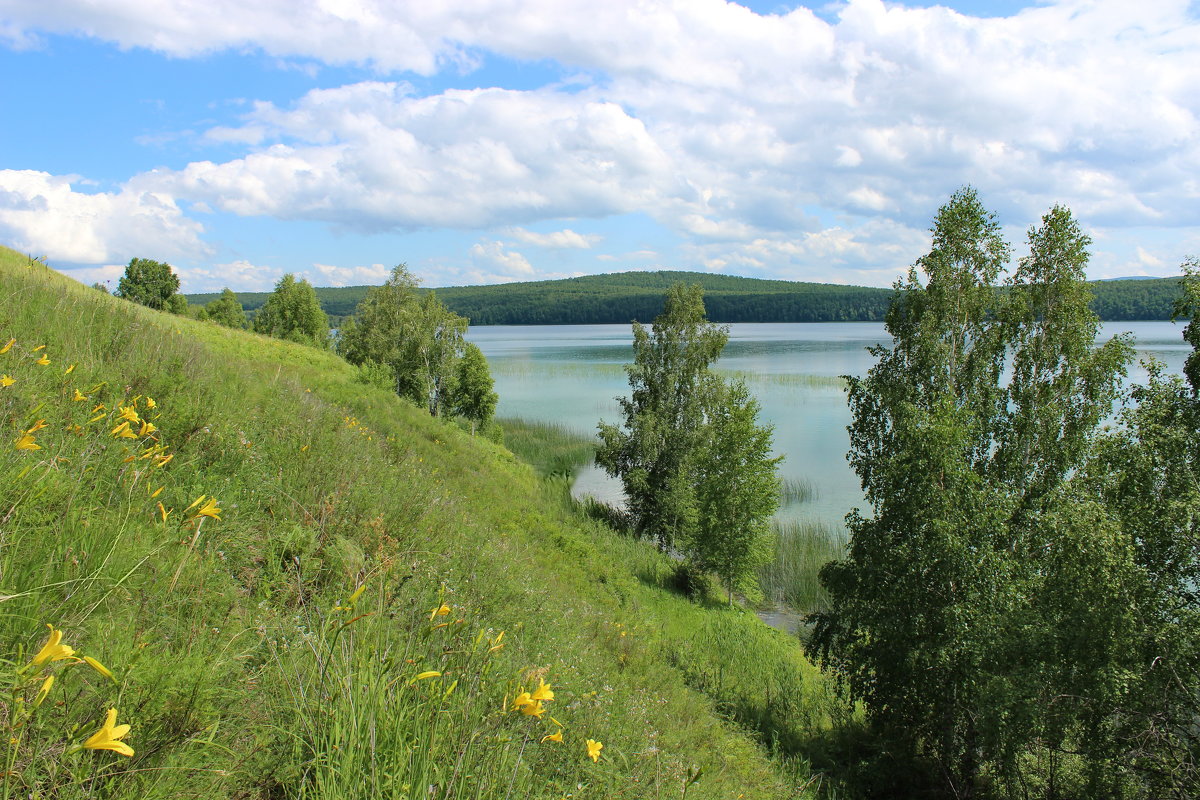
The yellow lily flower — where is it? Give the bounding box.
[157,502,171,522]
[414,671,442,681]
[520,700,547,718]
[488,630,505,653]
[154,453,174,468]
[144,396,156,409]
[36,354,50,366]
[429,603,451,621]
[0,374,13,387]
[195,497,221,520]
[531,678,554,703]
[72,389,88,402]
[64,364,75,374]
[25,419,47,433]
[138,421,157,436]
[83,709,134,757]
[586,739,603,762]
[511,691,533,711]
[90,403,105,414]
[149,485,164,499]
[110,421,137,439]
[32,344,45,352]
[14,434,40,451]
[541,730,564,744]
[33,674,54,708]
[0,338,13,354]
[117,405,140,424]
[84,656,117,682]
[30,624,75,666]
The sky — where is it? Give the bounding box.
[0,0,1197,293]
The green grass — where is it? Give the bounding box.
[0,247,840,799]
[498,417,596,478]
[779,477,818,506]
[757,521,847,614]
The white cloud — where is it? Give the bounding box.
[3,0,1198,282]
[469,240,535,279]
[0,169,208,264]
[507,227,601,249]
[310,261,391,286]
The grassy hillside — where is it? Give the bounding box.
[1,247,837,799]
[186,269,1185,325]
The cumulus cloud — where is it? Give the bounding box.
[3,0,1198,280]
[469,240,535,280]
[506,227,601,249]
[310,261,391,286]
[0,169,208,264]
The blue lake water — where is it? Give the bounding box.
[469,321,1190,530]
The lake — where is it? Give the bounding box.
[468,321,1191,531]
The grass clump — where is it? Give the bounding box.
[0,247,834,799]
[757,521,847,614]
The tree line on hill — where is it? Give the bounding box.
[109,260,497,436]
[185,272,1186,327]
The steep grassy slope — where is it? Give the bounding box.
[1,248,834,799]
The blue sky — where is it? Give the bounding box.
[1,0,1197,292]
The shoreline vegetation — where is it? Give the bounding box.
[186,269,1186,328]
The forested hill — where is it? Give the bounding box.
[186,270,1185,325]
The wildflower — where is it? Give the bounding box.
[143,396,156,409]
[36,354,50,366]
[541,730,564,744]
[520,700,547,718]
[531,678,554,703]
[138,421,157,436]
[0,374,13,387]
[64,364,75,375]
[83,709,134,757]
[72,389,88,402]
[25,419,47,433]
[33,675,54,708]
[110,421,137,439]
[511,691,534,711]
[14,434,40,451]
[149,485,164,499]
[117,405,140,424]
[156,502,171,522]
[300,444,309,452]
[348,584,367,606]
[32,345,45,352]
[586,739,603,762]
[154,453,174,468]
[195,497,221,520]
[429,603,451,621]
[90,403,105,414]
[0,338,13,354]
[30,624,75,666]
[414,671,442,681]
[488,631,505,653]
[84,656,116,682]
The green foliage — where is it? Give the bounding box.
[338,265,479,417]
[597,284,729,549]
[253,273,329,347]
[690,379,781,605]
[812,189,1135,796]
[205,288,248,329]
[116,257,180,311]
[448,342,498,432]
[0,245,828,799]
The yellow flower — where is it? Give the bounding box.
[14,434,40,451]
[117,405,140,424]
[64,364,75,374]
[90,403,105,414]
[511,691,533,711]
[144,396,156,409]
[110,421,137,439]
[36,354,51,366]
[0,374,13,387]
[586,739,603,762]
[72,389,88,402]
[429,603,451,621]
[488,630,505,653]
[530,678,554,703]
[149,485,164,499]
[154,453,174,468]
[195,497,221,520]
[30,624,75,666]
[541,730,564,744]
[33,674,54,708]
[83,709,134,757]
[414,670,442,681]
[32,345,45,352]
[26,419,47,433]
[520,700,547,718]
[157,502,171,522]
[138,421,157,436]
[84,656,116,682]
[0,338,13,354]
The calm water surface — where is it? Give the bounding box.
[468,321,1189,530]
